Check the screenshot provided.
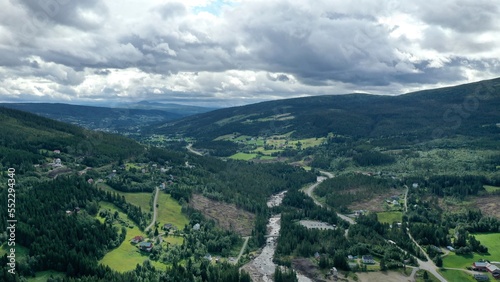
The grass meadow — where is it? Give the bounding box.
[443,233,500,268]
[377,211,403,224]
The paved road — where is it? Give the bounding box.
[235,236,250,264]
[186,144,203,156]
[402,185,447,281]
[145,187,160,232]
[303,170,355,225]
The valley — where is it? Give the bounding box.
[1,78,500,282]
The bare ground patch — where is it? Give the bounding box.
[189,194,255,236]
[356,271,411,282]
[437,195,500,219]
[348,188,403,213]
[292,258,325,281]
[473,195,500,218]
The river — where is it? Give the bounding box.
[243,187,313,281]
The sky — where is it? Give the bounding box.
[1,0,499,107]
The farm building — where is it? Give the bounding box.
[473,262,488,271]
[138,241,153,252]
[486,263,500,279]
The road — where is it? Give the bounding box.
[305,172,448,281]
[303,170,355,225]
[186,143,203,156]
[403,185,409,212]
[403,185,447,282]
[145,187,160,232]
[234,236,250,264]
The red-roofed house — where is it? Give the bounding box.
[130,236,144,244]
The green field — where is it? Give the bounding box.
[156,193,189,230]
[484,185,500,193]
[439,269,475,282]
[415,269,440,282]
[28,270,65,282]
[229,152,258,160]
[98,201,165,272]
[1,243,29,263]
[443,233,500,268]
[125,162,142,171]
[97,183,152,211]
[259,155,277,160]
[377,211,403,224]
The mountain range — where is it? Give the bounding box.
[150,78,500,142]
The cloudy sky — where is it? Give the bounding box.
[1,0,499,106]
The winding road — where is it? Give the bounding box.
[186,144,203,156]
[305,172,449,281]
[303,170,355,225]
[145,187,160,232]
[402,184,447,282]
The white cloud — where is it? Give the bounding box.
[0,0,499,105]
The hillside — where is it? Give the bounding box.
[0,103,186,133]
[0,106,144,171]
[151,78,500,141]
[0,106,315,281]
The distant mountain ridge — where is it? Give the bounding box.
[151,77,500,142]
[0,102,212,133]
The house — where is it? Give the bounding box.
[330,267,338,277]
[87,178,94,184]
[138,241,153,252]
[193,223,201,231]
[204,254,212,261]
[66,210,73,215]
[314,252,320,259]
[474,274,489,281]
[446,246,455,251]
[54,158,62,165]
[347,255,354,260]
[130,236,144,244]
[486,263,500,279]
[473,262,488,271]
[163,223,177,231]
[53,150,61,154]
[354,210,364,216]
[362,255,375,264]
[412,183,419,188]
[392,200,400,205]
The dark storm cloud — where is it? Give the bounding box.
[229,2,426,86]
[0,0,499,103]
[17,0,109,30]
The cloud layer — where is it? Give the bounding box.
[1,0,499,105]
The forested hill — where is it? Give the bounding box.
[151,77,500,141]
[0,106,144,171]
[0,103,184,133]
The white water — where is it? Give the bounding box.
[247,191,312,282]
